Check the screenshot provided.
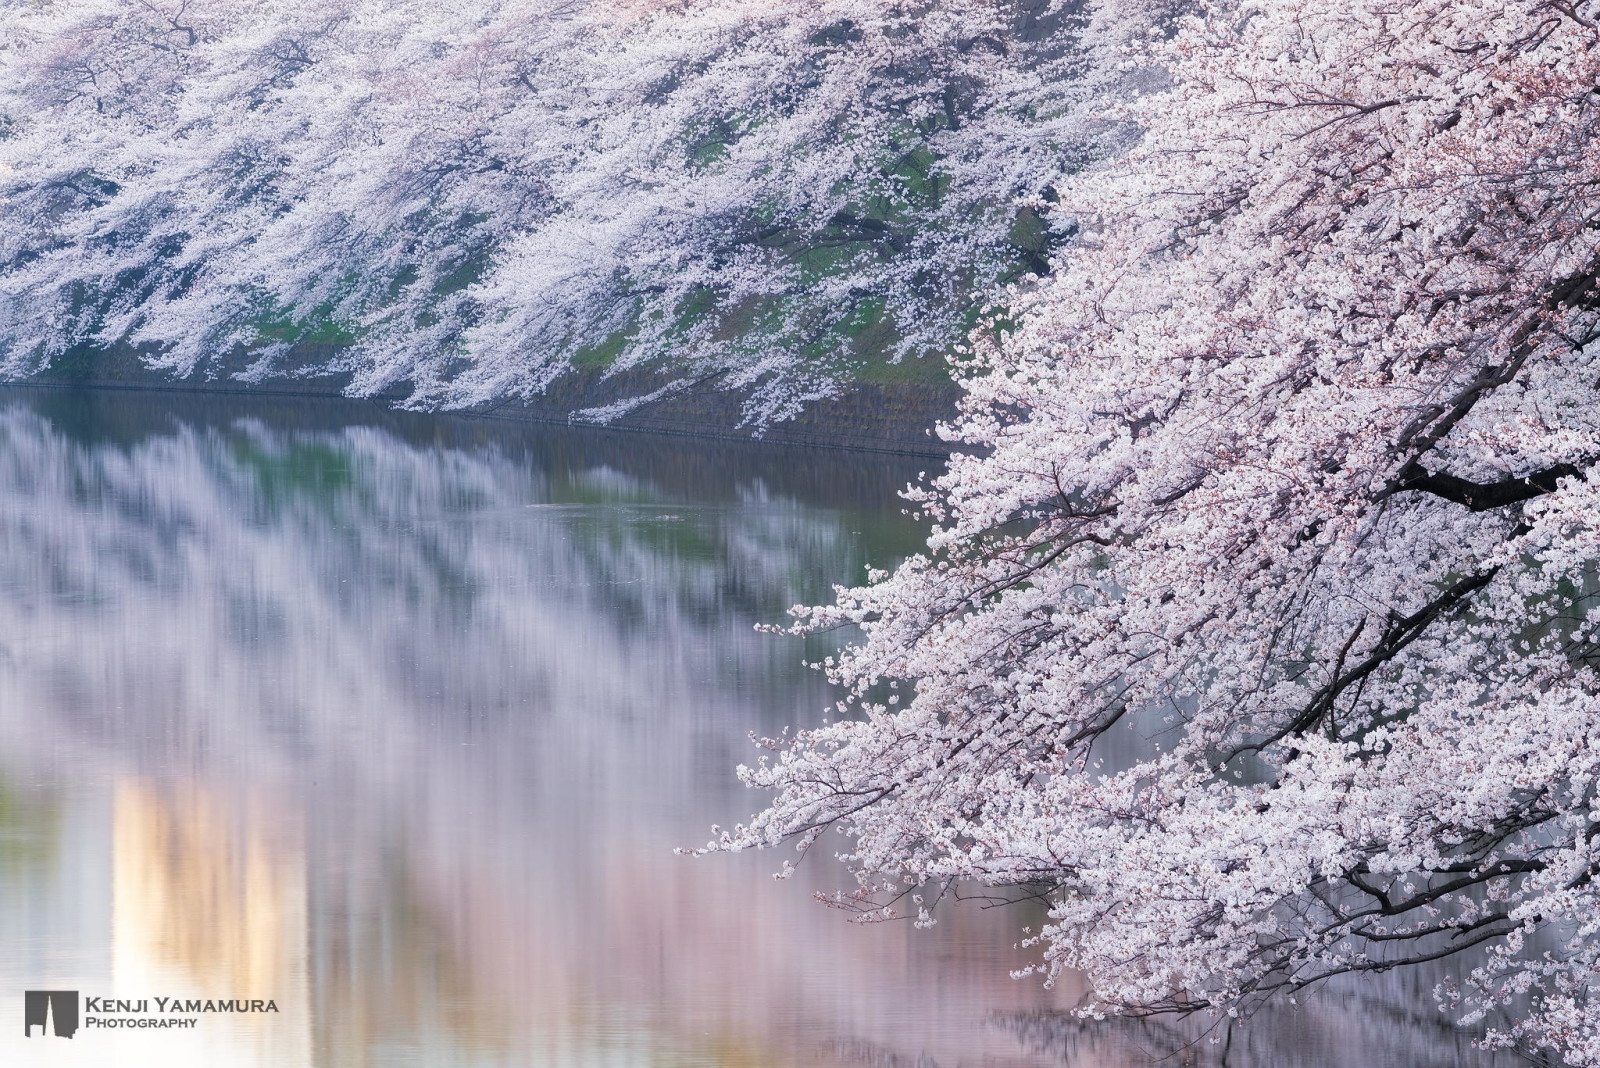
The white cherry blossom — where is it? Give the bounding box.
[716,2,1600,1063]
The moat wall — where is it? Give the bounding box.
[13,344,960,457]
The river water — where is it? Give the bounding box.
[0,390,1523,1067]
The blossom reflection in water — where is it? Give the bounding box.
[0,392,1517,1067]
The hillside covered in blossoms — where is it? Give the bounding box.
[0,0,1154,425]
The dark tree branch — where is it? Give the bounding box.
[1386,459,1583,511]
[1393,322,1541,461]
[1241,565,1501,754]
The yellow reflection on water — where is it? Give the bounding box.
[112,777,311,1068]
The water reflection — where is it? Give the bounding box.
[0,390,1522,1066]
[113,778,312,1067]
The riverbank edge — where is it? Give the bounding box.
[7,348,962,458]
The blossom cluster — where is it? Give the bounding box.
[715,2,1600,1062]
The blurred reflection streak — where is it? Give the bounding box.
[113,777,311,1067]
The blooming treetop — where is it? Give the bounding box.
[0,0,1142,424]
[713,1,1600,1063]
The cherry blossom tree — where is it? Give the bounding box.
[0,0,1142,425]
[714,1,1600,1063]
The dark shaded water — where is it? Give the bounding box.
[0,390,1521,1067]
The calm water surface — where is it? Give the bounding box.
[0,390,1519,1067]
